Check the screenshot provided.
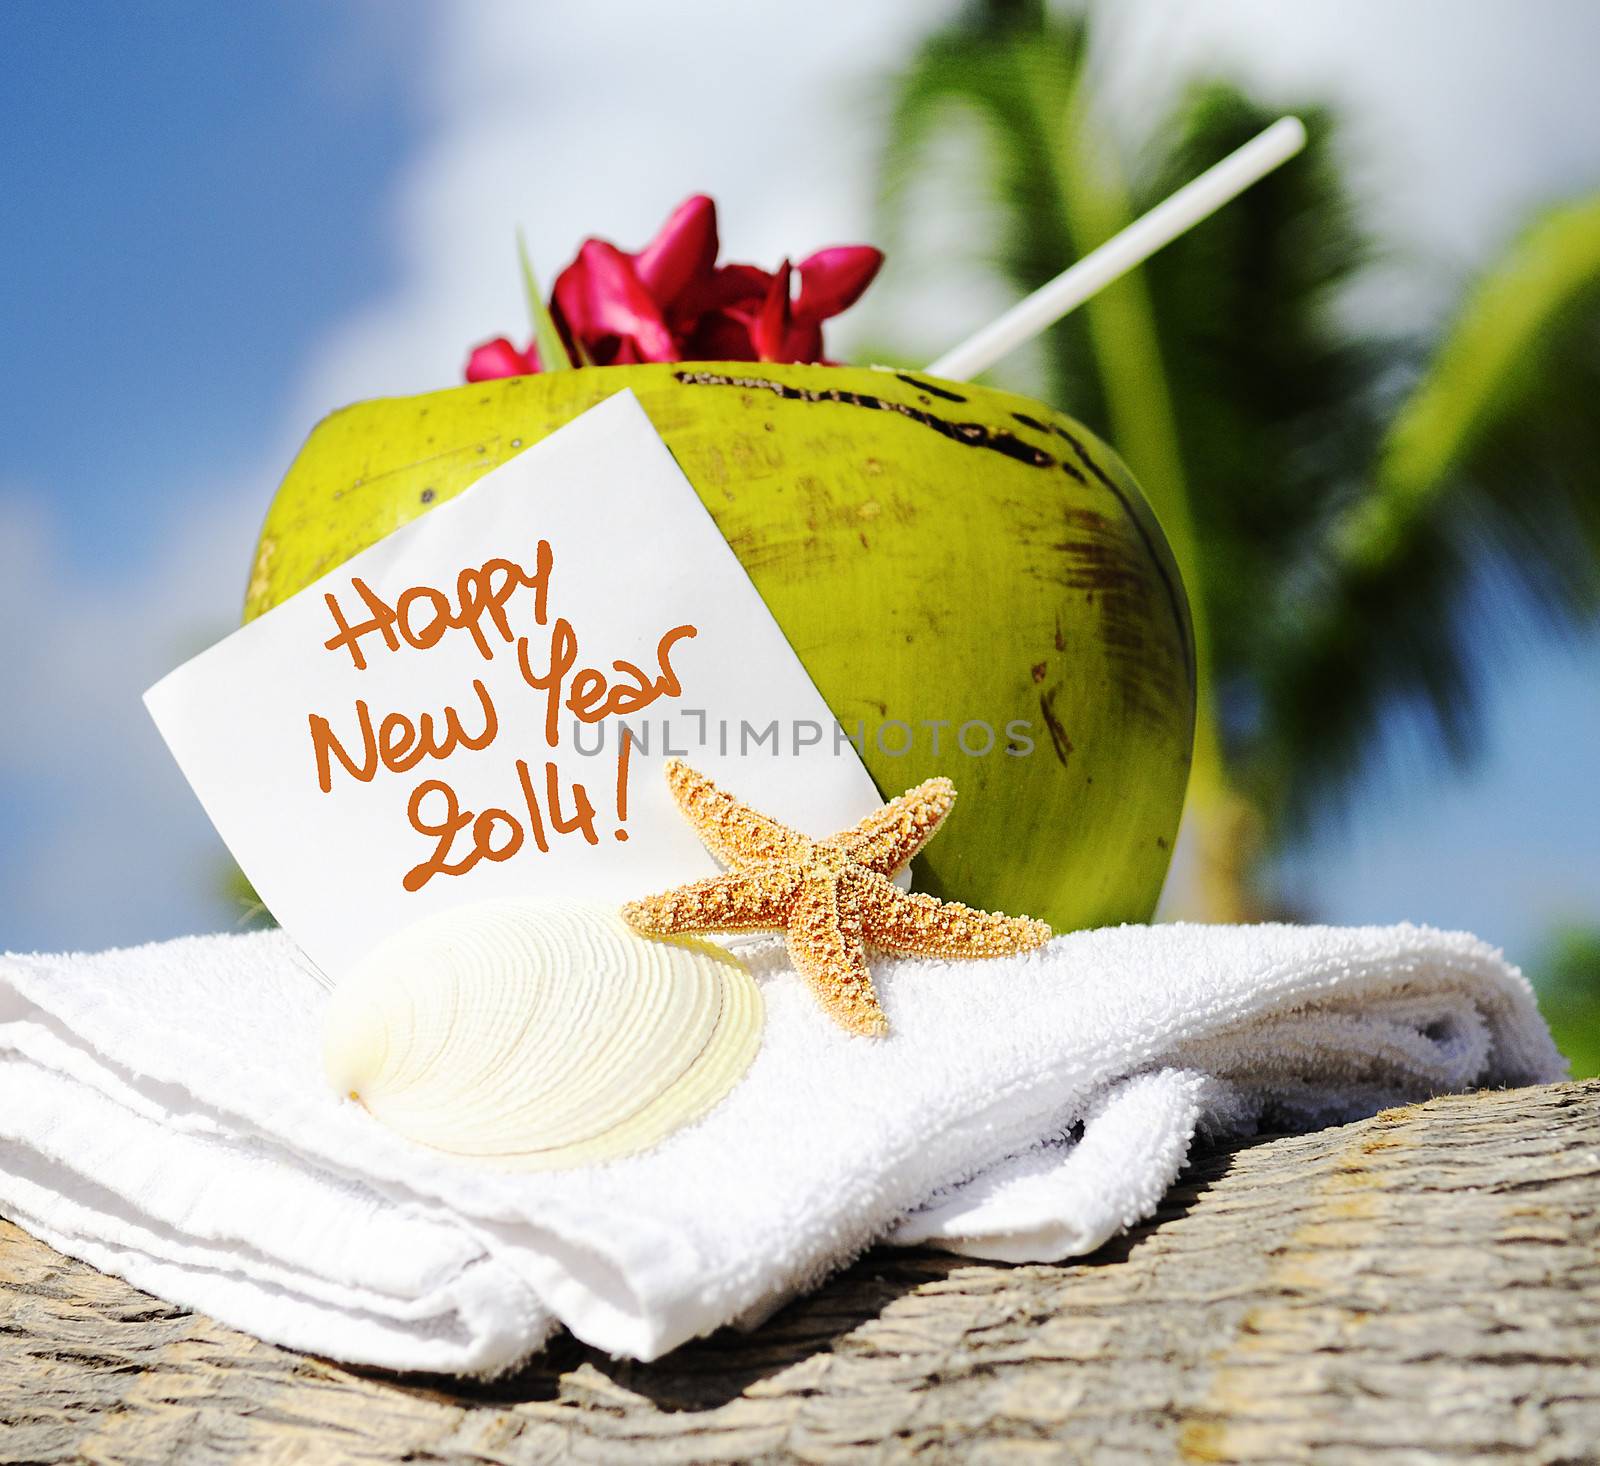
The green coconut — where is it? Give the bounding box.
[244,362,1194,931]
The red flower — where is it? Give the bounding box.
[679,245,885,365]
[553,239,681,366]
[462,196,882,379]
[630,193,719,332]
[465,337,538,382]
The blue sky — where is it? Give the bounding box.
[1,1,1596,973]
[2,2,419,568]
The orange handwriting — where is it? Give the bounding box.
[516,622,697,747]
[402,760,599,891]
[322,546,553,671]
[308,679,498,793]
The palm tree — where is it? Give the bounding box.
[881,0,1600,918]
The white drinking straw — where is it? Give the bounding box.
[926,116,1307,381]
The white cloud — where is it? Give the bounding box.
[0,477,265,951]
[1097,1,1600,285]
[294,0,942,418]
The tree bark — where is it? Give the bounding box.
[2,1080,1597,1464]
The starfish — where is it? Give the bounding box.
[621,759,1052,1037]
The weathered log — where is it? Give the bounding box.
[2,1079,1597,1464]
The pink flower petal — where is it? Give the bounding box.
[793,246,884,324]
[633,195,719,313]
[465,337,537,381]
[554,240,679,364]
[752,260,793,362]
[777,319,826,364]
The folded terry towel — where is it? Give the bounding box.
[0,921,1564,1374]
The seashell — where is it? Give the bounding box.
[323,898,762,1169]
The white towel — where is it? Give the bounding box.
[0,921,1564,1374]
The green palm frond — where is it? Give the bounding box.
[1366,196,1600,531]
[1261,198,1600,819]
[1128,87,1389,754]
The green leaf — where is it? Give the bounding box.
[1259,196,1600,823]
[1340,196,1600,572]
[518,228,574,371]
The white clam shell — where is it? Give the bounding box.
[323,898,763,1169]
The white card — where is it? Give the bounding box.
[145,391,883,978]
